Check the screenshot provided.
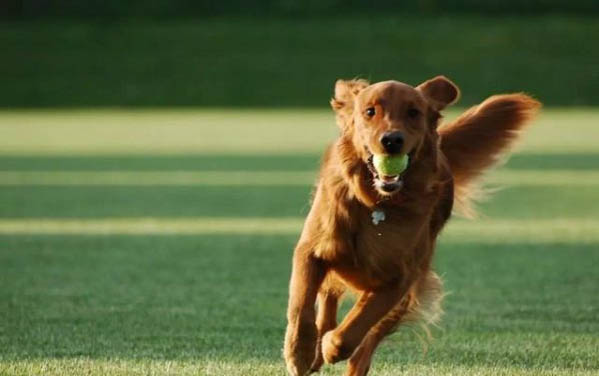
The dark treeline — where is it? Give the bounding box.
[2,0,599,19]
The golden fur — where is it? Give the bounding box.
[284,76,540,376]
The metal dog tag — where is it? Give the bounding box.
[371,210,385,225]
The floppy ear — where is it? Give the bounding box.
[330,78,369,129]
[417,76,460,111]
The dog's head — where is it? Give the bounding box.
[331,76,459,196]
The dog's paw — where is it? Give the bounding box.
[284,345,314,376]
[321,330,355,364]
[284,343,315,376]
[284,322,318,376]
[285,361,311,376]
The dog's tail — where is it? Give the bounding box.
[439,94,541,217]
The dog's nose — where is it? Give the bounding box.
[380,131,404,154]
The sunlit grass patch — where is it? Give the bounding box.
[0,109,337,155]
[0,170,318,186]
[0,217,597,245]
[0,217,303,235]
[1,108,598,155]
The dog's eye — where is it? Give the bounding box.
[407,108,420,119]
[365,107,376,118]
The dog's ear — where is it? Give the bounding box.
[417,76,460,111]
[330,79,369,129]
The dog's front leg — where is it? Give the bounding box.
[311,289,343,372]
[284,245,326,376]
[321,283,407,364]
[345,297,412,376]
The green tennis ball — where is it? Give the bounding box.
[372,154,409,176]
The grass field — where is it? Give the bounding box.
[0,108,598,375]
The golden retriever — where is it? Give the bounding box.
[284,76,540,376]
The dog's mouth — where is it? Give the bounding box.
[365,148,411,195]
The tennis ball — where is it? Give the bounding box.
[372,154,409,176]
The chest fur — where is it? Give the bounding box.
[356,205,431,276]
[313,200,433,289]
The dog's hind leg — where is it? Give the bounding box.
[311,277,346,373]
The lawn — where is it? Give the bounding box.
[0,109,598,375]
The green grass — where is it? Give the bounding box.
[0,185,598,219]
[2,15,599,108]
[1,238,597,375]
[0,109,598,375]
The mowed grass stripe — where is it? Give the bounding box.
[0,171,318,186]
[0,109,338,155]
[0,217,597,243]
[0,217,304,235]
[0,153,597,171]
[0,169,598,186]
[488,170,599,186]
[0,109,598,155]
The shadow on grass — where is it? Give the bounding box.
[1,183,597,219]
[1,152,598,171]
[0,185,315,218]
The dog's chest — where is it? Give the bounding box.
[349,206,426,281]
[356,208,413,252]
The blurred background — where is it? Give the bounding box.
[2,0,598,107]
[1,2,598,376]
